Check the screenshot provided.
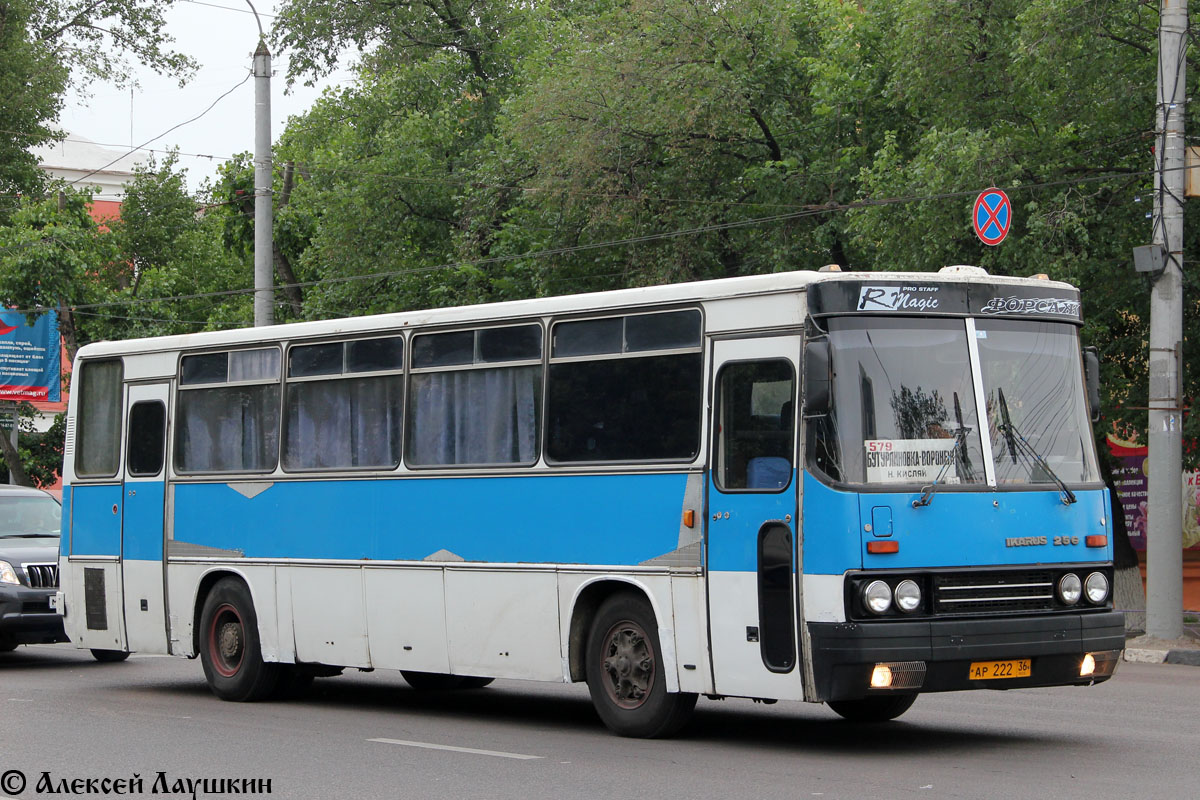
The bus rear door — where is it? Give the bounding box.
[120,381,170,653]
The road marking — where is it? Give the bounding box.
[367,738,542,760]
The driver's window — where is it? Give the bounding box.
[715,360,795,492]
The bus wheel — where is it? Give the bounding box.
[401,671,466,690]
[199,578,279,701]
[827,694,917,722]
[586,594,697,738]
[90,649,130,662]
[458,676,494,689]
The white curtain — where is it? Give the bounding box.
[285,376,402,469]
[409,366,540,466]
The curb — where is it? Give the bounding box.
[1123,648,1200,666]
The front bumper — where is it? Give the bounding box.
[0,584,68,645]
[809,611,1124,701]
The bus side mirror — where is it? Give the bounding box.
[804,340,831,416]
[1083,347,1100,423]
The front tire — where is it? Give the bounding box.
[827,694,917,722]
[199,578,279,701]
[586,594,696,738]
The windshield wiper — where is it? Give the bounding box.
[913,392,973,508]
[996,388,1077,505]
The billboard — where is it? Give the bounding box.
[1107,434,1200,552]
[0,310,62,403]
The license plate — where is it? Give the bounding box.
[968,659,1031,680]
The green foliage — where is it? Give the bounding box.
[0,0,67,212]
[0,0,1189,470]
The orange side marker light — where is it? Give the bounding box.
[867,540,899,554]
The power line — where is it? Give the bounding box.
[8,163,1160,318]
[66,73,252,189]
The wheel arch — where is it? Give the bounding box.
[565,576,678,691]
[190,568,266,658]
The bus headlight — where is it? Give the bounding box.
[1058,573,1082,605]
[863,580,893,614]
[1085,572,1110,604]
[894,579,922,613]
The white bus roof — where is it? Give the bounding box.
[74,267,1075,360]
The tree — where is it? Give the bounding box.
[0,0,195,218]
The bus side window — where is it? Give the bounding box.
[715,360,795,492]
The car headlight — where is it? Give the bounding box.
[0,560,19,585]
[1058,573,1082,605]
[895,579,922,613]
[1085,572,1110,604]
[863,580,893,614]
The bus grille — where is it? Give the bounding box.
[24,563,59,589]
[932,570,1056,615]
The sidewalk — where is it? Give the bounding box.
[1123,613,1200,666]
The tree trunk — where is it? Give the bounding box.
[272,161,304,316]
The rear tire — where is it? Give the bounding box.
[90,649,130,663]
[827,694,917,722]
[198,578,279,701]
[458,676,494,689]
[401,671,464,690]
[585,594,696,738]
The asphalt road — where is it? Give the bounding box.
[1,644,1195,799]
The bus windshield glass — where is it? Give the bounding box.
[809,316,1099,488]
[975,319,1100,485]
[810,317,986,486]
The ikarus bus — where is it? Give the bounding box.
[55,266,1123,737]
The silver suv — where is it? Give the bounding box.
[0,484,67,651]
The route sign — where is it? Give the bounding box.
[973,188,1012,246]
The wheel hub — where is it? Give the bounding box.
[602,625,654,709]
[218,621,242,663]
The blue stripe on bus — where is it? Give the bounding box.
[59,486,72,556]
[69,484,124,557]
[802,473,1111,574]
[123,481,165,561]
[171,473,690,565]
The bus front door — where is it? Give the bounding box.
[706,336,803,701]
[120,381,171,654]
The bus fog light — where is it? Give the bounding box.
[895,579,922,612]
[1085,572,1110,604]
[870,664,893,688]
[1080,653,1096,677]
[863,580,893,614]
[1058,573,1081,605]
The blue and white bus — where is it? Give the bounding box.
[56,267,1123,737]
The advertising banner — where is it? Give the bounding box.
[0,310,61,403]
[1106,434,1200,552]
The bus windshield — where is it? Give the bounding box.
[809,316,1099,488]
[975,318,1100,485]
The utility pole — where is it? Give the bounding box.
[1147,0,1187,641]
[252,37,274,327]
